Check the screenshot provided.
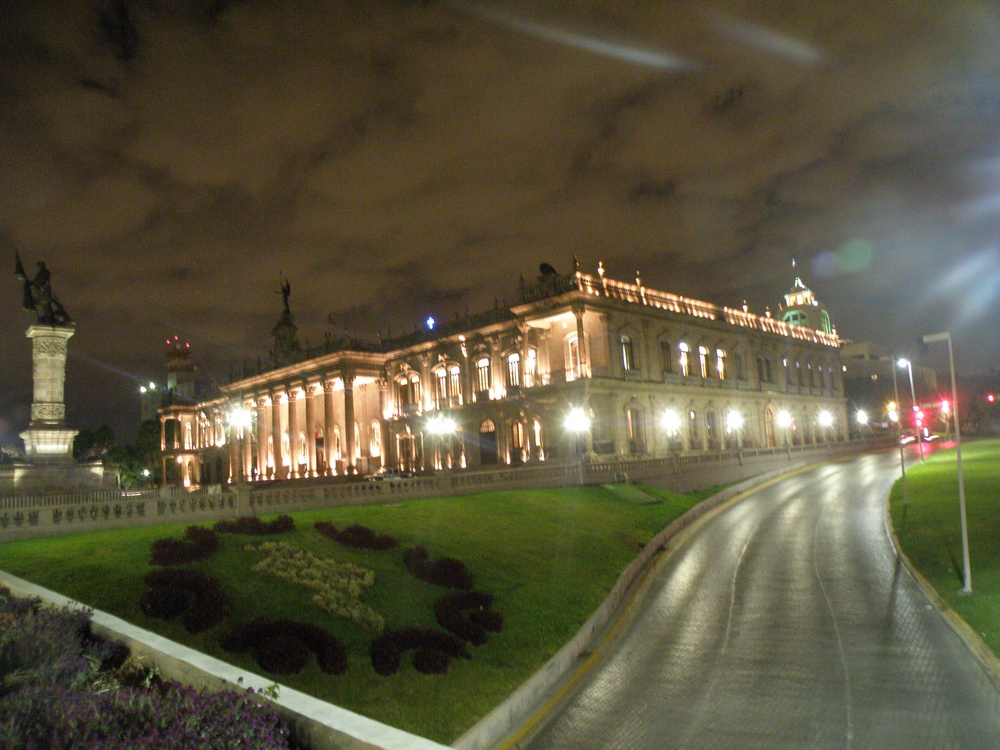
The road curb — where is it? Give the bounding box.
[882,502,1000,694]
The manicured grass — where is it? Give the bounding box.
[889,438,1000,657]
[0,484,709,744]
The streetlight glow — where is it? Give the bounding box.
[565,407,591,432]
[726,410,743,432]
[661,409,681,435]
[776,410,792,429]
[856,410,868,425]
[818,410,833,427]
[427,415,457,434]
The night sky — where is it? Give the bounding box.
[2,0,999,444]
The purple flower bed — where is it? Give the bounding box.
[0,588,298,750]
[221,619,348,676]
[150,526,220,565]
[215,515,295,535]
[314,521,399,550]
[402,546,473,590]
[140,568,229,634]
[434,591,504,646]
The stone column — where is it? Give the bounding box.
[243,402,253,480]
[271,387,285,479]
[343,370,356,474]
[572,303,589,378]
[255,395,268,480]
[323,379,337,475]
[305,384,317,477]
[377,378,390,470]
[287,387,300,478]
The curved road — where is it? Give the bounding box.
[525,449,1000,749]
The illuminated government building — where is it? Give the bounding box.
[159,262,845,487]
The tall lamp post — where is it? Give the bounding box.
[922,332,971,594]
[897,358,924,464]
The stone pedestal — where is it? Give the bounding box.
[19,325,78,460]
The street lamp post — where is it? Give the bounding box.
[922,332,971,594]
[890,360,909,527]
[897,358,924,464]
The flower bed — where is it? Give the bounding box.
[0,586,297,750]
[216,515,295,535]
[247,542,385,633]
[402,546,473,590]
[150,526,220,565]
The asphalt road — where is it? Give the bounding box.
[524,448,1000,749]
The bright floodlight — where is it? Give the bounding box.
[726,410,743,431]
[776,410,792,428]
[661,409,681,434]
[896,358,910,368]
[229,407,252,429]
[818,410,834,427]
[888,408,899,423]
[856,410,868,425]
[565,407,591,432]
[427,415,456,434]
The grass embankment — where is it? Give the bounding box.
[889,438,1000,657]
[0,484,711,743]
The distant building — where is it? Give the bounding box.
[140,336,215,423]
[779,277,833,334]
[840,341,938,434]
[160,263,847,487]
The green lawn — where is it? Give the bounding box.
[889,438,1000,657]
[0,484,710,744]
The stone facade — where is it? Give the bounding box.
[163,267,847,487]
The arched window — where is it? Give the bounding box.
[435,368,448,408]
[698,346,710,378]
[333,425,342,459]
[679,342,691,377]
[705,410,717,447]
[355,422,361,459]
[626,407,644,453]
[476,357,491,394]
[450,365,462,405]
[687,409,698,448]
[660,340,673,374]
[567,336,582,381]
[715,349,727,380]
[620,335,636,371]
[507,352,521,388]
[369,420,381,457]
[525,349,537,388]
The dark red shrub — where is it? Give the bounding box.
[413,647,450,674]
[150,526,220,565]
[434,591,503,645]
[370,627,469,676]
[255,636,310,675]
[141,568,228,633]
[402,546,473,590]
[221,619,347,676]
[314,521,398,550]
[138,585,190,620]
[215,515,294,535]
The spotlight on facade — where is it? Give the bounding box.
[661,409,681,435]
[818,410,834,427]
[140,386,147,394]
[228,407,252,430]
[856,410,868,425]
[427,415,456,434]
[726,410,743,432]
[149,382,156,390]
[565,406,591,432]
[776,410,792,429]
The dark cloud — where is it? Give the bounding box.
[2,0,1000,442]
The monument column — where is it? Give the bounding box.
[20,325,78,459]
[377,378,390,470]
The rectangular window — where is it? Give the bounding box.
[568,337,582,380]
[525,349,536,388]
[679,343,690,377]
[716,349,726,380]
[449,366,462,405]
[734,352,744,380]
[436,370,447,408]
